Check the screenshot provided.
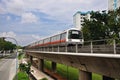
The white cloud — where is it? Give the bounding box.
[0,31,16,38]
[21,12,38,23]
[3,0,24,15]
[0,31,42,46]
[17,34,42,46]
[0,7,6,14]
[16,34,36,46]
[6,16,11,20]
[0,0,108,45]
[32,35,40,40]
[0,0,108,22]
[0,31,17,44]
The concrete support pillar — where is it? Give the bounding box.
[52,62,57,73]
[65,45,68,52]
[103,76,115,80]
[26,54,29,62]
[79,70,92,80]
[38,59,44,71]
[76,43,78,53]
[30,56,33,64]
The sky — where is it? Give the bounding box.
[0,0,108,46]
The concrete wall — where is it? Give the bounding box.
[26,52,120,79]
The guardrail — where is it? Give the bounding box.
[80,39,119,54]
[26,39,120,54]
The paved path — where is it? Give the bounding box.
[0,54,17,80]
[31,66,54,80]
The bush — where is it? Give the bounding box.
[13,71,29,80]
[19,62,31,74]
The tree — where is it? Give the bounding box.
[82,8,120,41]
[19,62,31,74]
[0,38,5,50]
[82,11,109,41]
[0,38,17,51]
[107,8,120,39]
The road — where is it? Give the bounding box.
[0,53,17,80]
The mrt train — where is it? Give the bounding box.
[27,28,84,49]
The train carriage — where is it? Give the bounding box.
[27,28,84,49]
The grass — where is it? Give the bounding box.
[14,52,30,80]
[44,60,102,80]
[44,60,52,70]
[92,73,102,80]
[18,52,25,60]
[13,71,29,80]
[57,64,79,80]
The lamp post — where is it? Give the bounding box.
[0,37,18,80]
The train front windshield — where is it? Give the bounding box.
[68,30,82,39]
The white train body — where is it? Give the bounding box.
[28,28,84,48]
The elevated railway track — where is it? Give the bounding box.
[25,39,120,80]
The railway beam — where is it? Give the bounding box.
[38,59,44,71]
[79,70,92,80]
[51,62,57,73]
[103,76,115,80]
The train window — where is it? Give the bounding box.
[72,31,79,34]
[61,32,66,40]
[35,42,37,45]
[51,36,55,41]
[38,40,42,44]
[44,38,50,43]
[68,30,82,39]
[51,34,60,42]
[56,35,60,40]
[41,40,43,44]
[54,35,57,41]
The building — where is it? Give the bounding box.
[73,11,90,30]
[108,0,120,11]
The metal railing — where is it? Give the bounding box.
[26,39,120,54]
[78,39,119,54]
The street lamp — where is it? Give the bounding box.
[0,37,19,80]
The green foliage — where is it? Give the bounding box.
[40,78,48,80]
[19,62,31,74]
[82,11,109,40]
[107,8,120,39]
[82,8,120,41]
[0,38,16,50]
[56,64,79,80]
[44,60,102,80]
[44,60,52,70]
[92,73,102,80]
[18,52,24,60]
[13,71,29,80]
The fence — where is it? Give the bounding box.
[27,39,120,54]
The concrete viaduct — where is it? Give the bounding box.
[25,39,120,80]
[25,51,120,80]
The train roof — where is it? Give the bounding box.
[40,28,80,39]
[28,28,80,45]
